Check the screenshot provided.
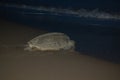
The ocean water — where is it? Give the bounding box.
[0,3,120,63]
[0,0,120,12]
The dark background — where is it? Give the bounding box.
[0,0,120,12]
[0,0,120,63]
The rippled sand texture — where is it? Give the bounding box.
[0,20,120,80]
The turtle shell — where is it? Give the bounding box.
[25,32,75,51]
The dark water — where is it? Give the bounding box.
[0,2,120,63]
[1,0,120,12]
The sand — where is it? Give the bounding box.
[0,20,120,80]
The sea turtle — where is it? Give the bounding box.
[24,32,75,52]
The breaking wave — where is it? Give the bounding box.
[1,3,120,20]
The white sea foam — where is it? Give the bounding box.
[0,3,120,20]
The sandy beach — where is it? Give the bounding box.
[0,20,120,80]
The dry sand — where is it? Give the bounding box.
[0,20,120,80]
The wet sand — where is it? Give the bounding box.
[0,20,120,80]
